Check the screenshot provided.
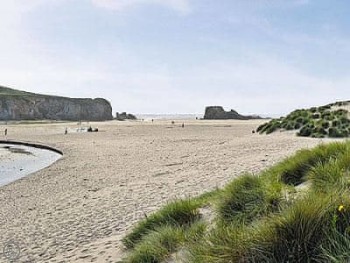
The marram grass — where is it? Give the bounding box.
[257,102,350,138]
[121,141,350,263]
[122,199,201,249]
[217,174,282,224]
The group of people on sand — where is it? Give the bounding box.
[87,126,99,132]
[63,120,187,135]
[64,126,99,135]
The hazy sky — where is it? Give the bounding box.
[1,0,349,115]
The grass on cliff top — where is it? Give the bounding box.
[120,141,350,263]
[0,86,37,96]
[0,85,105,100]
[257,102,350,138]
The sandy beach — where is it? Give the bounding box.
[0,119,327,262]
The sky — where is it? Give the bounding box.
[0,0,350,116]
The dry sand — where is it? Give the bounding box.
[0,119,332,262]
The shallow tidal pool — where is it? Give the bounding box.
[0,143,62,187]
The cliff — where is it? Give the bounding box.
[203,106,262,120]
[0,86,113,121]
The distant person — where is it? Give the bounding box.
[152,119,154,123]
[65,128,68,135]
[182,123,185,128]
[4,128,7,136]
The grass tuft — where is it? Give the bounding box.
[122,199,201,249]
[270,142,348,186]
[217,174,281,224]
[124,226,184,263]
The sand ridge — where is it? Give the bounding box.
[0,119,328,262]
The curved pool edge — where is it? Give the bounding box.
[0,141,63,187]
[0,140,63,155]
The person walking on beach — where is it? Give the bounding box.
[65,127,68,135]
[4,128,7,136]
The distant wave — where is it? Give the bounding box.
[136,113,276,120]
[136,114,203,120]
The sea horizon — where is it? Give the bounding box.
[135,113,281,120]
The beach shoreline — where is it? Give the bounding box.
[0,119,327,262]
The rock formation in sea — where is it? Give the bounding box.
[203,106,262,120]
[0,85,113,121]
[115,112,137,121]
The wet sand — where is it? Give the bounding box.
[0,120,330,262]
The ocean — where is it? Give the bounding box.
[135,114,203,120]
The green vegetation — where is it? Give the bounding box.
[0,85,68,99]
[120,141,350,262]
[122,199,201,249]
[125,226,184,263]
[0,85,40,97]
[257,102,350,138]
[218,174,281,224]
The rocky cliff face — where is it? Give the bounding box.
[0,86,113,121]
[204,106,262,120]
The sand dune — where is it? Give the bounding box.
[0,120,328,262]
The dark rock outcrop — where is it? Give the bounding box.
[115,112,137,121]
[203,106,262,120]
[0,86,113,121]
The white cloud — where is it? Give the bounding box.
[91,0,191,14]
